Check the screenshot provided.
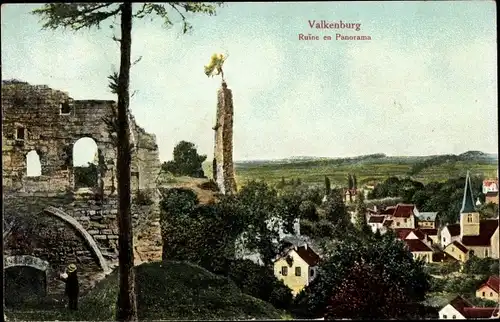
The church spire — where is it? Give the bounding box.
[460,171,476,213]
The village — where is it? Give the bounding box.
[2,2,498,321]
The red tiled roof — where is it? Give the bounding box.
[461,219,499,247]
[446,224,460,237]
[393,204,415,218]
[383,219,393,227]
[463,307,499,319]
[448,295,499,319]
[419,228,438,236]
[477,275,500,294]
[381,206,396,215]
[394,228,413,240]
[295,245,321,267]
[449,295,473,316]
[410,229,426,240]
[404,239,432,252]
[450,240,469,253]
[368,215,385,223]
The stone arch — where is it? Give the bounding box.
[43,206,110,273]
[4,255,50,271]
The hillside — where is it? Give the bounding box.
[202,151,497,187]
[7,261,284,321]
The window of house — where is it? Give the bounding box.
[485,249,489,257]
[452,315,456,319]
[16,127,26,140]
[443,237,446,243]
[295,267,301,276]
[396,222,400,227]
[451,247,454,252]
[281,266,288,276]
[310,269,315,277]
[490,292,493,297]
[467,214,473,223]
[60,102,71,115]
[483,292,486,296]
[443,315,447,319]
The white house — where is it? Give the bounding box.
[440,223,460,248]
[439,295,499,319]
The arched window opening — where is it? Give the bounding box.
[60,101,72,115]
[26,150,42,177]
[73,137,99,189]
[4,266,47,308]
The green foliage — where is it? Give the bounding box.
[32,3,222,33]
[465,296,498,308]
[73,163,98,188]
[478,202,499,219]
[462,256,499,275]
[354,191,371,236]
[292,233,431,319]
[299,200,319,222]
[162,141,207,178]
[424,262,461,276]
[323,189,351,234]
[225,259,293,310]
[347,173,354,189]
[439,275,487,296]
[324,262,413,320]
[409,151,495,176]
[322,176,330,195]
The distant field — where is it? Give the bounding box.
[203,155,498,188]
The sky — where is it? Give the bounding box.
[1,2,498,167]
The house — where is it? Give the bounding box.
[432,250,459,263]
[273,244,321,296]
[416,212,438,229]
[403,239,433,263]
[439,295,499,319]
[390,204,418,229]
[368,215,385,233]
[420,228,439,244]
[475,275,499,303]
[441,224,460,248]
[439,171,499,259]
[443,240,469,262]
[342,188,357,204]
[483,179,499,205]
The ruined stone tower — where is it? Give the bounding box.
[213,81,237,195]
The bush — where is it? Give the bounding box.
[226,259,293,311]
[463,256,498,275]
[134,190,154,206]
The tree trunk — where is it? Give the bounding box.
[115,2,138,321]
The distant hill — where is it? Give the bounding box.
[227,151,498,187]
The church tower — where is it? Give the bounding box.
[460,171,481,237]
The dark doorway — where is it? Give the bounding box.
[4,266,47,308]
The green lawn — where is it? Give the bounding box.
[6,261,285,321]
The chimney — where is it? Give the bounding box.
[374,205,378,212]
[304,243,308,250]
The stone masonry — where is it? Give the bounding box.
[2,81,162,298]
[212,81,237,195]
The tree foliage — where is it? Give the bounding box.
[324,176,331,196]
[292,233,431,319]
[162,140,207,178]
[324,262,411,320]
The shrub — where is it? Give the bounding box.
[226,259,293,311]
[463,256,498,275]
[198,180,220,192]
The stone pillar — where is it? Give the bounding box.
[213,82,237,195]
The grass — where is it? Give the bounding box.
[6,261,284,321]
[224,159,497,188]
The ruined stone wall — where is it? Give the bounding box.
[213,82,237,195]
[2,81,163,296]
[3,192,161,293]
[1,81,161,194]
